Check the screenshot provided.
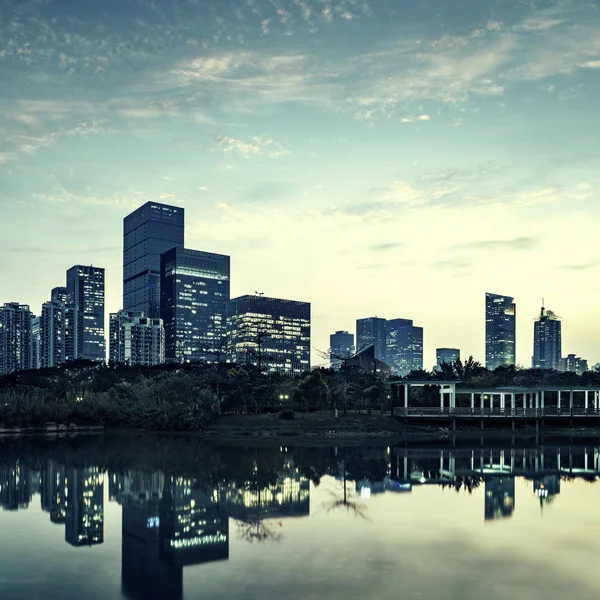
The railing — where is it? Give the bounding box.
[393,407,600,418]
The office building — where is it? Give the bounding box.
[0,302,32,375]
[532,305,561,370]
[436,348,460,367]
[329,330,354,370]
[51,287,78,361]
[485,293,516,370]
[356,317,387,362]
[40,300,66,369]
[227,295,310,376]
[161,248,230,362]
[124,202,184,319]
[30,315,40,370]
[386,318,424,376]
[66,265,106,362]
[562,354,588,375]
[65,466,104,546]
[109,310,165,366]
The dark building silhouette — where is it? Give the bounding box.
[386,318,423,376]
[356,317,387,363]
[329,330,354,370]
[485,293,516,370]
[0,302,32,375]
[345,344,390,374]
[159,477,229,567]
[227,295,310,376]
[532,305,561,370]
[123,202,184,319]
[40,460,66,524]
[484,478,515,521]
[65,467,104,546]
[66,266,106,362]
[562,354,588,375]
[121,499,183,600]
[161,248,230,362]
[0,460,32,511]
[40,300,66,368]
[436,348,460,367]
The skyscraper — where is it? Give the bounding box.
[51,286,78,361]
[436,348,460,368]
[532,305,561,370]
[40,300,66,369]
[485,293,516,370]
[386,318,424,376]
[109,310,165,366]
[30,315,40,370]
[356,317,387,362]
[329,330,354,370]
[0,302,32,375]
[124,202,184,319]
[160,248,230,362]
[227,295,310,376]
[66,265,106,362]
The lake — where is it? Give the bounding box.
[1,434,600,600]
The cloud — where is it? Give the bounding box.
[455,236,538,251]
[8,245,120,255]
[368,242,402,252]
[561,261,600,271]
[245,181,296,202]
[213,135,289,158]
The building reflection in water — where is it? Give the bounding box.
[534,475,561,508]
[0,459,32,511]
[41,459,66,524]
[65,467,104,546]
[484,478,515,521]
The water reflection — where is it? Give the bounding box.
[1,439,599,599]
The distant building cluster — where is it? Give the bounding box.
[0,201,311,376]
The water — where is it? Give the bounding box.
[1,434,600,600]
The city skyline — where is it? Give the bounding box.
[2,0,600,368]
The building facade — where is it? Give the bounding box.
[329,330,354,370]
[485,293,516,370]
[51,287,78,361]
[386,318,424,376]
[356,317,387,363]
[40,300,66,369]
[66,265,106,363]
[532,306,561,370]
[124,202,185,319]
[436,348,460,368]
[30,315,40,370]
[562,354,588,375]
[0,302,32,375]
[160,248,230,363]
[227,295,310,376]
[109,310,165,366]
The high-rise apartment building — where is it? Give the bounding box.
[51,287,78,362]
[329,330,355,370]
[227,295,310,376]
[562,354,588,375]
[30,315,40,370]
[0,302,32,375]
[386,318,424,376]
[160,248,230,363]
[66,265,106,362]
[356,317,387,363]
[485,293,516,370]
[532,305,561,370]
[109,310,165,366]
[436,348,460,367]
[40,300,66,369]
[124,202,184,319]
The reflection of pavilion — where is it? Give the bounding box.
[0,460,32,511]
[355,477,412,498]
[484,478,515,521]
[65,467,104,546]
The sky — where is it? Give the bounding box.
[1,0,599,369]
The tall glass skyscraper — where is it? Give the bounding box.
[532,305,561,370]
[356,317,387,362]
[227,295,310,376]
[485,292,516,370]
[386,318,424,376]
[123,202,184,319]
[160,248,230,362]
[329,330,354,370]
[67,265,106,363]
[0,302,32,375]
